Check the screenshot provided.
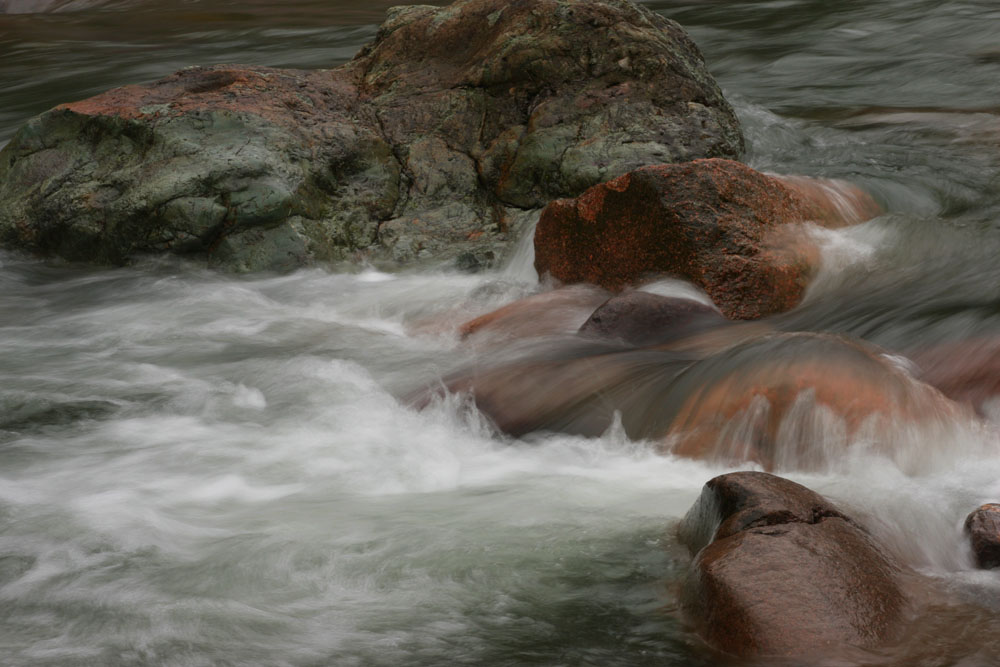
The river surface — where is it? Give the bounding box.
[2,1,1000,665]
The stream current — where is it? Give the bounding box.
[3,1,1000,664]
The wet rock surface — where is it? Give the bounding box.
[459,284,612,342]
[426,329,963,471]
[664,332,963,470]
[964,503,1000,569]
[906,338,1000,415]
[677,471,909,659]
[577,291,724,346]
[533,159,881,319]
[0,0,743,271]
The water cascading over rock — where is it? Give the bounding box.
[426,330,964,471]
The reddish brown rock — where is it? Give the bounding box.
[533,159,882,319]
[459,284,611,342]
[677,472,909,659]
[665,332,964,470]
[577,291,724,346]
[965,503,1000,569]
[421,329,963,468]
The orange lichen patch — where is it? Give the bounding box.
[533,159,881,319]
[57,65,356,130]
[60,84,152,120]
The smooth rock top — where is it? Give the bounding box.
[459,284,612,341]
[664,332,963,470]
[676,469,853,555]
[0,0,743,272]
[577,291,725,346]
[677,472,909,659]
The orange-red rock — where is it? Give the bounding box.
[665,333,963,470]
[533,159,882,319]
[774,173,883,227]
[426,329,963,470]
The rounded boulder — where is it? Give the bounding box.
[677,471,910,659]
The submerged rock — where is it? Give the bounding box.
[577,290,724,346]
[0,0,743,271]
[664,332,964,470]
[906,338,1000,415]
[677,471,909,659]
[533,159,881,319]
[459,284,612,342]
[425,330,962,471]
[965,503,1000,569]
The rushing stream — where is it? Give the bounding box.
[3,1,1000,665]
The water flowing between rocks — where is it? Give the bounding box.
[3,1,1000,665]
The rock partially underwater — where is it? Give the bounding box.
[577,290,724,346]
[678,473,1000,664]
[677,472,911,659]
[0,0,743,271]
[424,330,962,471]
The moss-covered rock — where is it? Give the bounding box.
[0,0,742,271]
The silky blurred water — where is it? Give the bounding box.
[2,1,1000,665]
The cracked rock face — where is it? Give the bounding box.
[0,0,743,271]
[677,472,909,659]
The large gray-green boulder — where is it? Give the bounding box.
[0,0,742,271]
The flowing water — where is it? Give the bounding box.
[2,1,1000,665]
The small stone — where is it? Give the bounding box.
[965,503,1000,569]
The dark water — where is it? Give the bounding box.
[2,1,1000,665]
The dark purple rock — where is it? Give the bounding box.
[577,291,725,346]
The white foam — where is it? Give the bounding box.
[801,219,893,300]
